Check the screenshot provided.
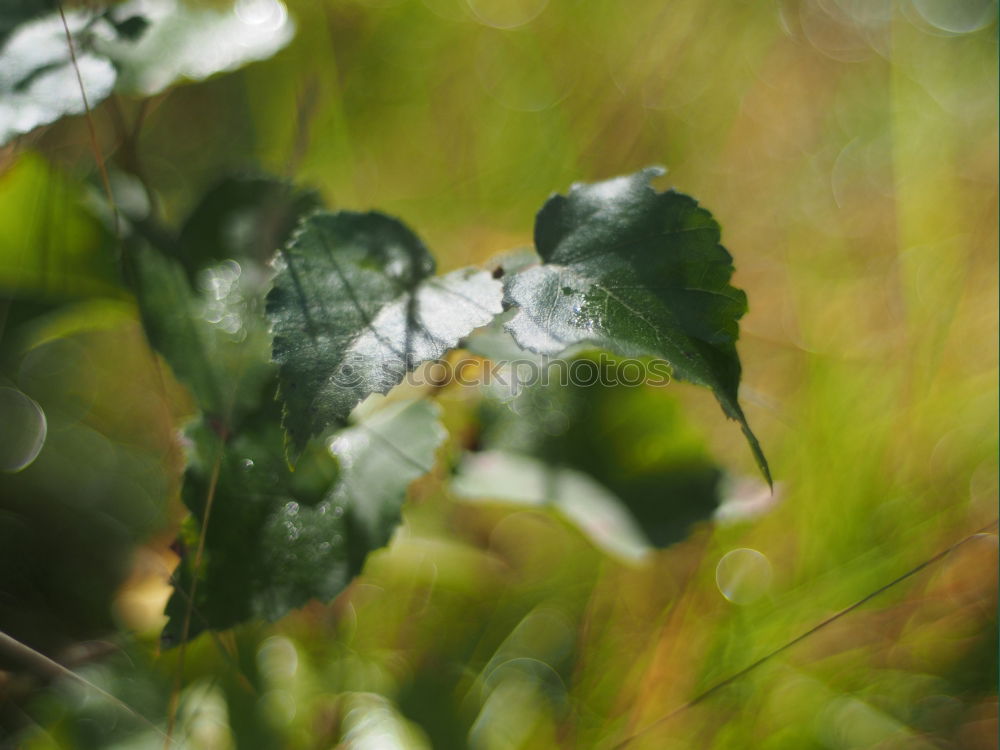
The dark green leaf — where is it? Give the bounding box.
[163,398,444,645]
[176,175,322,278]
[267,211,503,457]
[162,415,341,646]
[504,167,770,483]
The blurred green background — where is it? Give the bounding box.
[0,0,997,747]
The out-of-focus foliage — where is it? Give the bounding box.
[0,0,997,748]
[0,11,117,145]
[0,0,295,144]
[0,154,117,297]
[469,351,724,550]
[175,175,321,276]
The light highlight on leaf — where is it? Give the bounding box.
[267,211,503,457]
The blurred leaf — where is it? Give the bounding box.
[267,211,503,457]
[0,10,116,146]
[163,398,444,645]
[162,413,339,645]
[504,168,770,483]
[132,247,274,424]
[340,693,432,749]
[471,353,723,549]
[176,175,321,277]
[453,450,652,563]
[0,153,119,298]
[97,0,296,97]
[0,0,295,145]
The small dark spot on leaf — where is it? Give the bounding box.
[113,14,150,41]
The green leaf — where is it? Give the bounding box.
[132,247,274,424]
[162,415,341,646]
[163,398,444,645]
[504,167,770,484]
[0,10,116,145]
[328,398,446,575]
[267,211,504,457]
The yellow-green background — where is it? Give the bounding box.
[1,0,996,747]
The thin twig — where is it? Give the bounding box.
[608,518,1000,749]
[163,446,225,748]
[57,3,119,240]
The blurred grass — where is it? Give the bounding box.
[1,0,997,747]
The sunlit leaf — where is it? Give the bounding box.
[0,10,116,145]
[504,168,770,483]
[267,211,503,457]
[98,0,296,96]
[340,693,432,749]
[0,0,295,144]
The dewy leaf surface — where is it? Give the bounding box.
[163,398,444,645]
[267,211,504,456]
[504,167,770,483]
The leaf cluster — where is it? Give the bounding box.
[0,2,768,645]
[123,165,770,643]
